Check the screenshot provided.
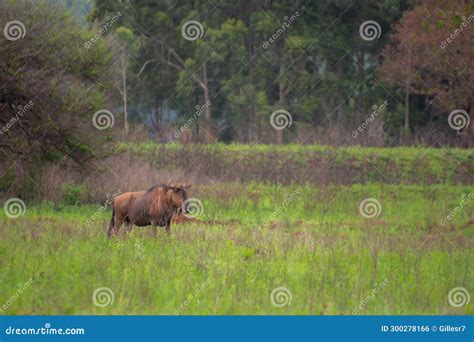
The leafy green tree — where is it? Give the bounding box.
[0,0,113,167]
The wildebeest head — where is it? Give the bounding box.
[166,182,191,212]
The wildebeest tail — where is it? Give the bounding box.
[107,207,115,239]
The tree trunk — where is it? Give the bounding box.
[155,95,162,139]
[404,77,410,134]
[356,52,365,122]
[403,51,411,143]
[248,24,258,143]
[202,62,211,121]
[276,46,285,144]
[466,101,473,147]
[195,117,200,143]
[166,102,171,131]
[157,106,163,132]
[201,62,213,142]
[121,54,129,136]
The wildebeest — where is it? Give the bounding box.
[107,182,191,238]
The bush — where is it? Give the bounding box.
[60,183,88,205]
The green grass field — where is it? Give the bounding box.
[120,142,474,185]
[1,183,472,315]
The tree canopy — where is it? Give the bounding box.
[1,0,113,167]
[1,0,472,170]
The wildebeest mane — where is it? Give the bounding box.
[145,184,168,193]
[146,185,177,220]
[122,185,172,225]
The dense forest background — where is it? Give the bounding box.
[0,0,473,171]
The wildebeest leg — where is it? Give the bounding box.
[151,223,158,237]
[107,208,116,239]
[165,218,172,236]
[113,219,123,238]
[120,219,131,238]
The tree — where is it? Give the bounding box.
[0,0,113,169]
[380,0,473,142]
[112,26,135,136]
[90,0,464,146]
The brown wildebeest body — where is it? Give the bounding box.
[108,183,190,238]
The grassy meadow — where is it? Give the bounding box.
[1,178,472,315]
